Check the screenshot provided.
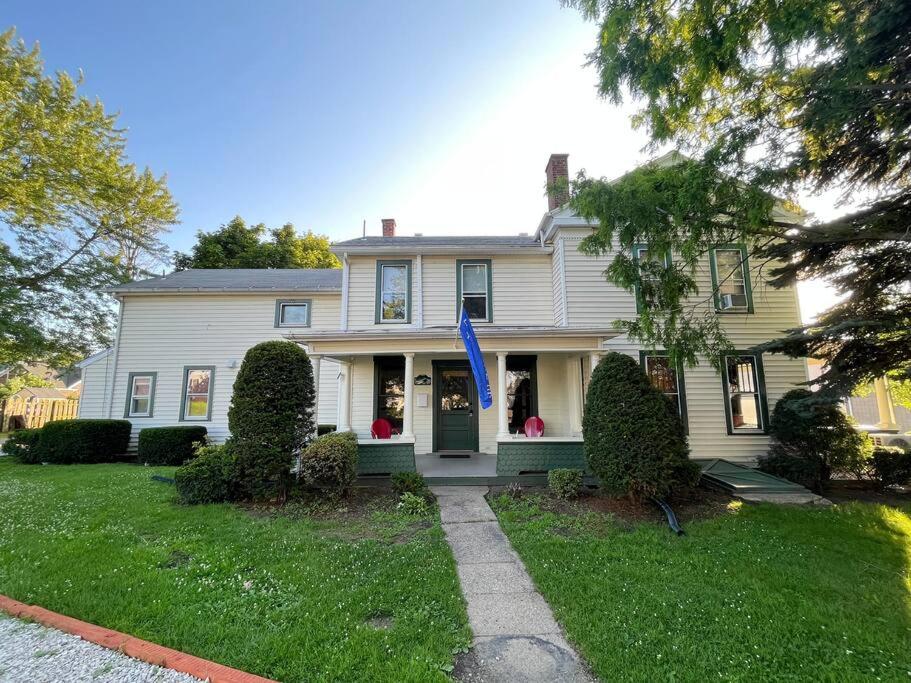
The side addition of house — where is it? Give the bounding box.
[80,153,818,477]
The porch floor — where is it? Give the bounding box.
[416,453,497,478]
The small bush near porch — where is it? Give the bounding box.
[0,460,469,681]
[489,491,911,681]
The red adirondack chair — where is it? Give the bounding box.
[370,418,398,439]
[523,416,545,437]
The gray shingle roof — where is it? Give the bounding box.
[333,235,542,249]
[104,269,342,294]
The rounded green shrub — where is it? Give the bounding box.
[33,419,131,464]
[137,425,208,465]
[391,471,427,496]
[548,468,584,500]
[299,431,358,495]
[582,352,699,499]
[868,446,911,489]
[175,443,237,504]
[228,340,315,500]
[1,428,42,463]
[759,389,872,492]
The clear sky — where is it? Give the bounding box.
[5,0,837,319]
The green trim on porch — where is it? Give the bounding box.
[496,440,589,476]
[357,441,416,475]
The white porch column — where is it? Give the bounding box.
[402,353,415,438]
[497,352,509,438]
[589,352,602,381]
[873,376,899,431]
[337,360,352,433]
[310,354,322,436]
[567,355,583,434]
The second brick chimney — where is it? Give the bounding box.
[545,153,569,211]
[381,218,396,237]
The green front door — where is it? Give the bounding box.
[434,361,479,452]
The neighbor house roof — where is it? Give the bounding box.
[77,348,113,369]
[331,235,550,255]
[12,387,71,400]
[103,269,343,294]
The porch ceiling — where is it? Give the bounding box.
[285,326,619,355]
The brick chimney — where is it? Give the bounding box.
[381,218,396,237]
[545,153,569,211]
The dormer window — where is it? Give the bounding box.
[457,259,492,322]
[710,245,753,313]
[375,260,412,323]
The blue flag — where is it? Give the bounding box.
[458,307,493,409]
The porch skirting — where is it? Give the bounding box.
[357,441,416,475]
[496,439,589,476]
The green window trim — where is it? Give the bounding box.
[455,258,493,322]
[179,365,216,422]
[374,260,412,324]
[638,351,688,433]
[123,371,157,418]
[632,244,672,314]
[709,243,754,313]
[720,351,769,435]
[373,355,405,433]
[274,299,312,328]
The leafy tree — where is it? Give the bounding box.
[759,389,872,492]
[229,341,315,501]
[173,216,340,270]
[0,371,56,400]
[0,29,177,367]
[563,0,911,396]
[582,352,700,499]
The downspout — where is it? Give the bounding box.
[105,296,125,418]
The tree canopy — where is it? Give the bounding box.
[0,29,177,367]
[564,0,911,395]
[173,216,340,270]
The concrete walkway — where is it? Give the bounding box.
[432,486,594,682]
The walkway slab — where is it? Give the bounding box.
[432,486,594,682]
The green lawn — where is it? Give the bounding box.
[0,459,470,682]
[490,493,911,682]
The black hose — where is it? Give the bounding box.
[652,497,684,535]
[151,474,175,484]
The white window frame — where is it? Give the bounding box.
[125,373,156,418]
[180,366,215,422]
[274,299,311,328]
[458,260,491,322]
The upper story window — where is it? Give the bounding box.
[375,260,411,323]
[722,353,768,433]
[640,352,687,431]
[710,245,753,313]
[633,244,671,313]
[124,372,156,418]
[181,366,215,421]
[274,299,311,327]
[457,259,492,322]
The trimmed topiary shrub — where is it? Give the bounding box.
[229,341,316,501]
[583,352,699,499]
[33,419,131,464]
[175,443,237,504]
[758,389,872,493]
[2,428,42,463]
[137,426,208,465]
[299,431,358,495]
[548,468,584,500]
[868,446,911,489]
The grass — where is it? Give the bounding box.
[490,492,911,682]
[0,459,470,682]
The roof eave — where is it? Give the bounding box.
[329,245,553,256]
[102,287,343,295]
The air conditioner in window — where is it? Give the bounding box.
[720,293,747,310]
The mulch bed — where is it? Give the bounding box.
[824,479,911,507]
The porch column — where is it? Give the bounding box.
[567,355,583,434]
[337,360,352,433]
[873,376,899,431]
[310,354,322,437]
[402,353,415,438]
[497,352,509,438]
[589,352,602,381]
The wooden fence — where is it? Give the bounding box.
[0,396,79,431]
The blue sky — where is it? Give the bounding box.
[5,0,653,251]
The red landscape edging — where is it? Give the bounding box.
[0,594,276,683]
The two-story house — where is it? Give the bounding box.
[78,153,810,479]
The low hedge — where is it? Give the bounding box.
[175,443,238,504]
[138,426,208,466]
[868,446,911,489]
[33,419,132,464]
[299,431,358,494]
[1,428,42,463]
